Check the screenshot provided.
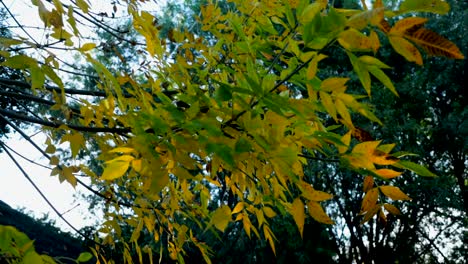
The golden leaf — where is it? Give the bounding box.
[361,187,378,213]
[390,17,427,35]
[101,160,130,180]
[389,35,423,65]
[363,176,374,193]
[211,205,232,232]
[383,203,401,215]
[375,169,403,179]
[380,186,412,200]
[406,28,465,59]
[290,198,305,237]
[307,201,334,224]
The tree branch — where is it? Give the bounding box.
[0,108,130,134]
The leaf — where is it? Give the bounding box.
[383,203,401,215]
[380,186,412,200]
[109,147,136,154]
[300,182,333,201]
[371,149,399,165]
[263,225,276,255]
[79,43,96,52]
[307,201,334,224]
[399,0,450,15]
[61,133,85,158]
[290,198,305,237]
[390,17,427,35]
[306,53,327,80]
[263,206,277,218]
[231,202,244,214]
[61,166,77,187]
[406,28,464,59]
[361,187,378,213]
[347,8,384,30]
[300,2,322,24]
[347,51,371,94]
[361,204,381,224]
[100,160,130,180]
[77,252,93,262]
[211,205,232,232]
[375,169,402,179]
[389,36,423,65]
[338,28,374,51]
[319,91,337,121]
[75,0,90,13]
[363,176,374,193]
[396,160,437,177]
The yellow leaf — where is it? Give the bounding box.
[263,225,276,255]
[320,77,349,92]
[375,169,402,179]
[290,198,305,237]
[338,131,351,154]
[106,155,135,163]
[61,166,77,187]
[363,176,374,193]
[335,98,352,128]
[263,206,277,218]
[361,187,379,213]
[390,17,427,35]
[49,155,59,166]
[232,202,244,214]
[383,203,401,215]
[369,30,380,53]
[361,204,381,224]
[319,91,337,121]
[371,149,399,165]
[300,2,322,24]
[300,182,333,201]
[389,35,423,65]
[100,160,130,180]
[132,159,142,173]
[306,53,327,80]
[211,205,231,232]
[380,186,411,200]
[75,0,89,13]
[79,43,96,52]
[338,29,374,51]
[399,0,450,15]
[307,201,334,224]
[406,28,464,59]
[347,8,384,30]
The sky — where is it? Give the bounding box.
[0,0,125,232]
[0,0,166,233]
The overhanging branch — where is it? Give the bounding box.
[0,108,130,134]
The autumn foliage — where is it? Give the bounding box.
[0,0,463,262]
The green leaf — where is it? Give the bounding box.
[396,160,437,177]
[77,252,93,262]
[399,0,450,15]
[215,83,232,102]
[367,66,398,96]
[211,205,232,232]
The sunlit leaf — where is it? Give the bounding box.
[100,161,130,180]
[307,201,334,224]
[290,198,305,237]
[380,186,412,200]
[211,205,232,232]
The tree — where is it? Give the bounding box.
[0,0,463,263]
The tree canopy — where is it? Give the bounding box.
[0,0,464,263]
